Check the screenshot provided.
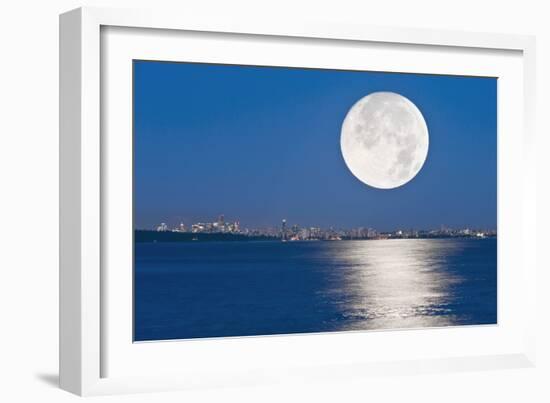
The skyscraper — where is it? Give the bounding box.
[156,222,168,232]
[281,219,287,241]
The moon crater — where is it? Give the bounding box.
[340,92,429,189]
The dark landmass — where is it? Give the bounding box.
[135,230,495,243]
[135,230,278,243]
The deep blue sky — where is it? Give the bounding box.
[134,61,496,231]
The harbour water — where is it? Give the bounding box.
[134,238,496,341]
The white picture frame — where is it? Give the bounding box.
[59,6,537,396]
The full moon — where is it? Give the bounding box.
[340,92,429,189]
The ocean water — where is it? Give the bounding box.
[134,238,496,341]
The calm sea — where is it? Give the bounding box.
[134,238,496,341]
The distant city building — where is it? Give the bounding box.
[192,223,207,233]
[178,215,242,234]
[156,222,169,232]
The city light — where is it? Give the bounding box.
[150,215,496,241]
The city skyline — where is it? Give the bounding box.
[139,213,497,239]
[134,61,497,230]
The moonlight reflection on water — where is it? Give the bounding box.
[321,240,465,331]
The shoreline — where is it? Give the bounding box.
[135,230,496,244]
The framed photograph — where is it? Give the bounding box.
[60,7,537,396]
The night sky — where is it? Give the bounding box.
[133,61,497,231]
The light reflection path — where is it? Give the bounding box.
[319,239,466,330]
